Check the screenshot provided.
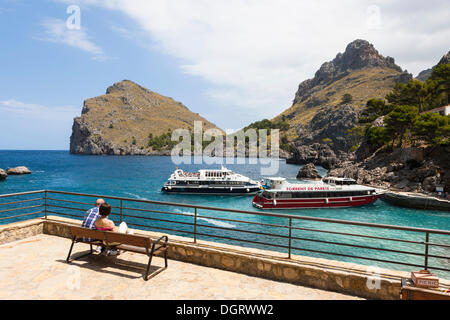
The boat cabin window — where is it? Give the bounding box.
[278,192,292,198]
[324,178,357,186]
[262,191,274,199]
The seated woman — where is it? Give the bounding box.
[95,203,120,256]
[95,203,118,232]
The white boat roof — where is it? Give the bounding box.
[264,179,375,192]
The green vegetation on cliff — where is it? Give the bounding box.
[360,64,450,149]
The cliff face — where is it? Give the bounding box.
[70,80,220,155]
[273,39,412,166]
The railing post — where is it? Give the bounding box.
[424,232,429,270]
[194,207,198,244]
[288,217,292,259]
[120,200,123,223]
[44,191,47,219]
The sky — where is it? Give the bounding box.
[0,0,449,150]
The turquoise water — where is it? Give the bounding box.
[1,151,449,276]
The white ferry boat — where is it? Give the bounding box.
[161,166,262,195]
[253,177,381,209]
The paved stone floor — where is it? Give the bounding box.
[0,234,362,300]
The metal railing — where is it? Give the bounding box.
[1,190,449,275]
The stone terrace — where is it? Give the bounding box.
[0,234,361,300]
[2,216,448,300]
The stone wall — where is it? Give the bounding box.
[2,216,438,300]
[0,219,44,245]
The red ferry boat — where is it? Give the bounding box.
[252,177,381,210]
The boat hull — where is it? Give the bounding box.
[162,186,261,195]
[252,194,380,209]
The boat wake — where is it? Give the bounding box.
[124,192,150,201]
[174,209,236,229]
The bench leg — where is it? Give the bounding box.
[66,237,76,263]
[144,250,168,281]
[164,249,168,268]
[66,239,94,263]
[145,255,154,281]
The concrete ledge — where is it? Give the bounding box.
[0,218,44,245]
[3,216,448,300]
[381,192,450,211]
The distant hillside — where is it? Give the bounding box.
[273,40,411,142]
[416,51,450,81]
[70,80,221,155]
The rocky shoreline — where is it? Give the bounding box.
[326,146,449,195]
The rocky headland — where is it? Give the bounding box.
[70,80,221,155]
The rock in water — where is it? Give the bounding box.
[0,169,7,180]
[7,166,32,175]
[297,163,322,180]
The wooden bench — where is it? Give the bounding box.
[66,226,168,280]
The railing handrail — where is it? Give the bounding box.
[44,189,450,236]
[0,190,46,199]
[1,189,450,274]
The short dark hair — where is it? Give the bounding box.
[99,203,111,217]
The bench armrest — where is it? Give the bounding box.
[152,235,168,252]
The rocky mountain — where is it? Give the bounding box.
[274,39,412,166]
[416,51,450,82]
[70,80,221,155]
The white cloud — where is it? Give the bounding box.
[54,0,450,124]
[0,99,79,120]
[37,17,106,61]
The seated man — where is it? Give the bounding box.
[82,198,104,229]
[81,198,104,244]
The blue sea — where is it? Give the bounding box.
[1,150,449,276]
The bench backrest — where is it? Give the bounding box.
[69,226,151,249]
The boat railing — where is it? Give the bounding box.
[1,190,450,277]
